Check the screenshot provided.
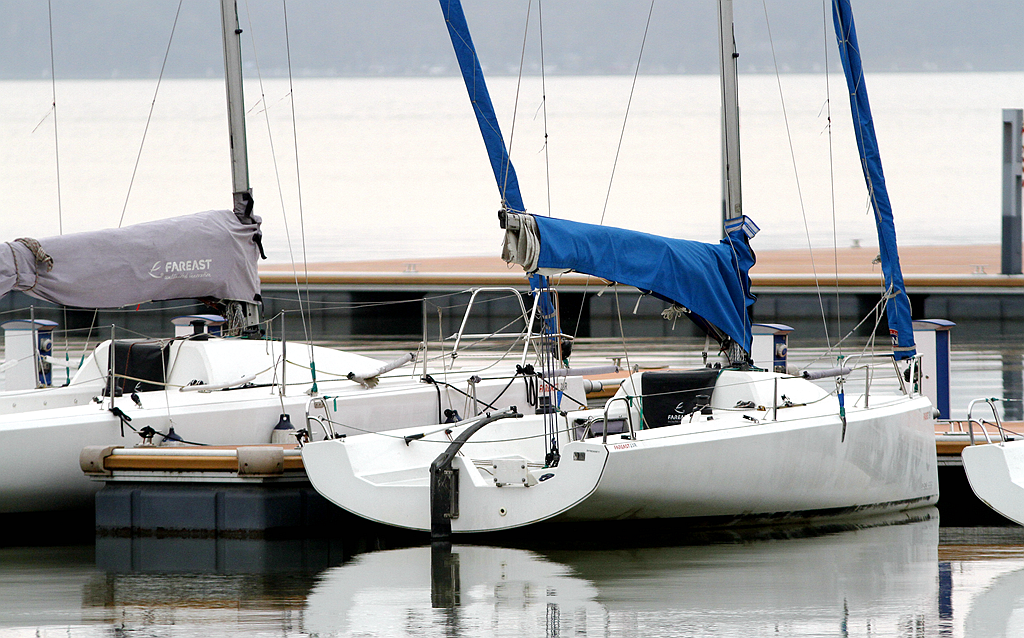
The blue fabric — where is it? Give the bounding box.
[439,0,525,213]
[833,0,916,359]
[533,216,756,352]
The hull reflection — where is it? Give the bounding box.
[304,511,940,637]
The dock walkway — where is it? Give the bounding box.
[259,244,1021,291]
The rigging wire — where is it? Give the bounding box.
[509,3,561,462]
[599,0,655,227]
[45,0,74,380]
[537,0,552,218]
[503,1,534,204]
[570,1,656,368]
[280,0,318,374]
[822,0,843,359]
[116,0,185,229]
[583,1,655,371]
[44,0,63,237]
[240,0,316,387]
[760,0,833,353]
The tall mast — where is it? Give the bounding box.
[220,0,251,208]
[718,0,742,234]
[218,0,261,334]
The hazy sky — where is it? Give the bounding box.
[1,0,1021,79]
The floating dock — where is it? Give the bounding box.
[82,445,340,538]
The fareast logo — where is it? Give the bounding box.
[149,259,214,280]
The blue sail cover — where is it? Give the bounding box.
[439,0,525,213]
[833,0,916,359]
[533,216,757,352]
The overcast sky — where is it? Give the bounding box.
[1,0,1021,79]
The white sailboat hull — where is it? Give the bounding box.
[302,433,608,533]
[0,391,293,513]
[561,395,937,523]
[0,337,579,514]
[302,370,939,532]
[962,440,1024,526]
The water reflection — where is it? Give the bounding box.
[1001,352,1023,422]
[963,563,1024,638]
[306,544,603,637]
[7,511,1024,636]
[303,511,942,637]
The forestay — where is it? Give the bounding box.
[0,208,262,308]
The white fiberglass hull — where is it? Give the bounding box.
[560,395,937,523]
[962,440,1024,526]
[302,422,609,533]
[0,337,578,514]
[302,370,939,532]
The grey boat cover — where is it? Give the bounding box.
[0,209,261,308]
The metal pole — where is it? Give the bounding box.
[109,324,116,410]
[280,312,287,397]
[29,306,39,389]
[220,0,251,208]
[718,0,743,235]
[1002,108,1023,275]
[422,298,429,379]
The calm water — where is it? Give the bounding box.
[4,512,1024,637]
[2,73,1022,263]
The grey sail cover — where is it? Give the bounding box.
[0,209,261,308]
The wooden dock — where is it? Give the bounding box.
[258,244,1024,292]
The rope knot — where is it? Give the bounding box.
[15,238,53,272]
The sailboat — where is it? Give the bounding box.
[0,0,587,517]
[961,409,1024,525]
[301,0,939,536]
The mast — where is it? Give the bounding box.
[717,0,750,365]
[718,0,742,232]
[220,0,251,209]
[219,0,261,334]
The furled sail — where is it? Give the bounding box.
[438,0,525,213]
[502,212,759,352]
[833,0,915,359]
[0,208,262,308]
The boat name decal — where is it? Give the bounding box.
[612,442,637,450]
[149,259,215,280]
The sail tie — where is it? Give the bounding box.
[14,238,53,272]
[5,238,52,294]
[661,303,690,331]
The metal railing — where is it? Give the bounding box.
[965,398,1009,445]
